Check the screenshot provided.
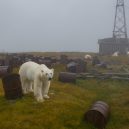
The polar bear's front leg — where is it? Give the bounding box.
[28,82,34,92]
[42,81,50,99]
[34,79,44,102]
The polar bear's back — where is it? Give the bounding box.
[19,61,40,80]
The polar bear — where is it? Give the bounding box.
[84,54,92,61]
[19,61,54,102]
[112,51,119,56]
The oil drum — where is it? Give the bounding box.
[84,101,110,129]
[2,73,23,100]
[58,72,76,83]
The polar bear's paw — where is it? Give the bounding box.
[23,88,29,94]
[43,95,50,99]
[36,97,44,102]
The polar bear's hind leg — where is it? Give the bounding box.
[20,76,28,94]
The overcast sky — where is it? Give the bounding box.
[0,0,129,52]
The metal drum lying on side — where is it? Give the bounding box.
[84,101,110,129]
[2,73,23,100]
[58,72,76,83]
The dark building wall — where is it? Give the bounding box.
[98,38,129,55]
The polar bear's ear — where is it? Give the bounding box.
[51,68,54,73]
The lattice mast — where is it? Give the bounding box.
[113,0,128,38]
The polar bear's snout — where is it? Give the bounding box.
[45,69,54,81]
[47,74,53,80]
[49,77,52,80]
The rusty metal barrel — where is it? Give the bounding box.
[84,101,110,129]
[0,66,12,78]
[58,72,76,83]
[2,73,23,100]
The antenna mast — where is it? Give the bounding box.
[113,0,128,38]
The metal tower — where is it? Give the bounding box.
[113,0,128,38]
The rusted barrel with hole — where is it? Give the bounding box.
[84,101,110,129]
[2,73,23,100]
[58,72,76,83]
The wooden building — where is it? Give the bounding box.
[98,38,129,55]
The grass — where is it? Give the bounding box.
[0,64,129,129]
[77,79,129,129]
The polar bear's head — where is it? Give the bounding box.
[40,65,54,81]
[44,68,54,81]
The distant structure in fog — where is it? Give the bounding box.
[98,0,129,55]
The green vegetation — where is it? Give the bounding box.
[0,61,129,129]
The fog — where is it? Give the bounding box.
[0,0,129,52]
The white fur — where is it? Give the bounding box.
[84,54,92,60]
[127,51,129,55]
[19,61,54,102]
[112,51,119,57]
